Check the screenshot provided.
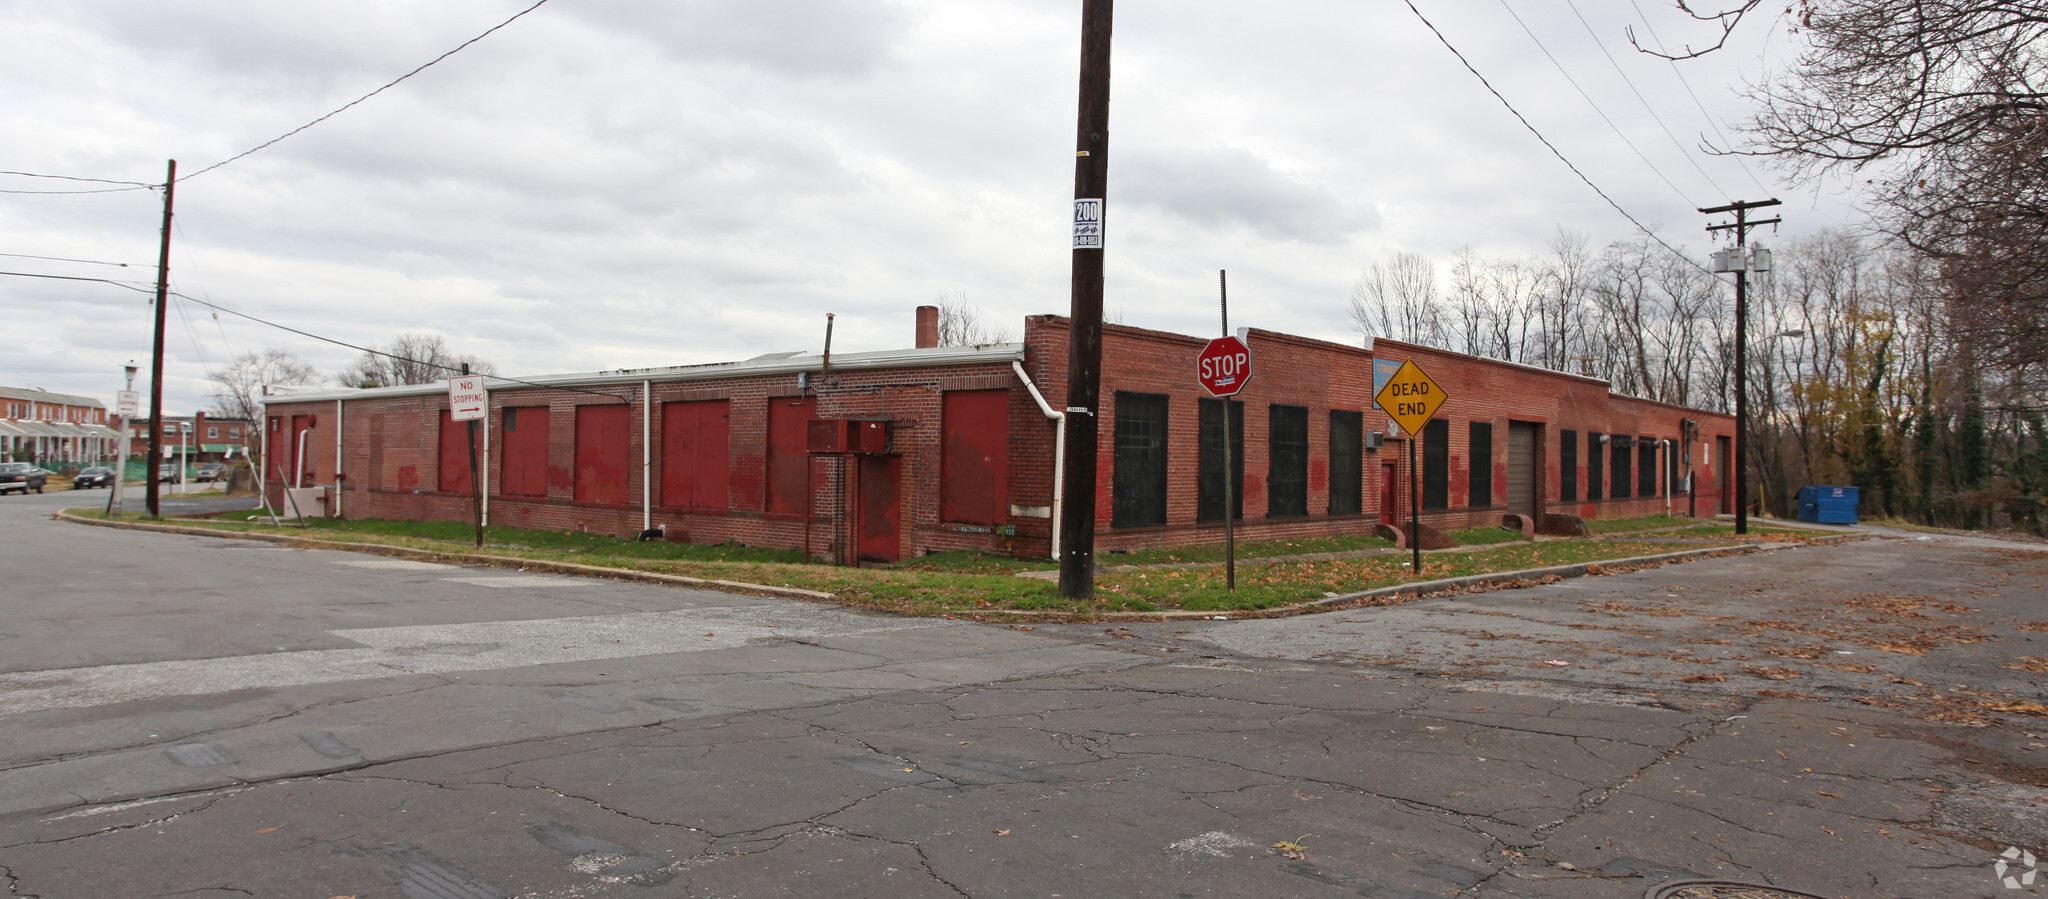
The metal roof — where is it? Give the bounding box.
[263,342,1027,406]
[0,385,105,408]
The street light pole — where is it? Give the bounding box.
[108,362,137,516]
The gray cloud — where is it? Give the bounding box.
[1116,145,1378,244]
[564,0,911,78]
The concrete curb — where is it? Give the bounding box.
[53,512,838,603]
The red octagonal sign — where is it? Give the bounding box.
[1196,335,1253,397]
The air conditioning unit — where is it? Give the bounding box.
[1364,431,1385,450]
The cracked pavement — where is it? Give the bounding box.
[0,490,2043,898]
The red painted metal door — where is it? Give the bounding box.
[940,389,1008,524]
[766,397,816,516]
[662,400,729,510]
[858,455,901,563]
[1380,462,1399,525]
[574,404,633,505]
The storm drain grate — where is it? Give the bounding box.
[1647,880,1833,899]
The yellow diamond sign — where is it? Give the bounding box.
[1372,359,1448,436]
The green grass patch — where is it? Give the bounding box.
[1447,525,1527,546]
[64,510,1744,618]
[1093,539,1742,611]
[1664,524,1830,541]
[1584,514,1696,535]
[1104,533,1395,566]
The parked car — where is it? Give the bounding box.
[158,463,183,484]
[194,462,227,483]
[0,462,49,495]
[71,466,117,489]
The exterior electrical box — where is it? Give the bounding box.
[1364,431,1385,450]
[807,418,892,454]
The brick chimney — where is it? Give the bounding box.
[915,305,939,348]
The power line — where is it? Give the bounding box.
[1,0,552,194]
[1559,0,1729,197]
[180,0,554,183]
[1401,0,1726,281]
[0,251,150,268]
[1494,0,1697,207]
[1626,0,1774,195]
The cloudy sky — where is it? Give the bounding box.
[0,0,1865,416]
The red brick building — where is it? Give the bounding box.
[262,310,1734,561]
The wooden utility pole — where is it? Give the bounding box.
[463,363,484,547]
[1700,198,1781,536]
[146,160,176,519]
[1058,0,1113,599]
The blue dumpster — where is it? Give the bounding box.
[1796,485,1860,524]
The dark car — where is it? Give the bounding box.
[194,462,227,483]
[71,466,117,489]
[0,462,48,495]
[158,463,183,484]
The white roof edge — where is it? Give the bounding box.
[262,343,1028,406]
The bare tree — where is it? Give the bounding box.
[1349,252,1445,346]
[208,349,319,422]
[933,294,1015,346]
[338,333,498,388]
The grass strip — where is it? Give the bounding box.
[66,510,1762,617]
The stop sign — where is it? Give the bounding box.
[1196,335,1253,397]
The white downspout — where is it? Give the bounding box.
[481,396,491,527]
[1013,360,1064,560]
[641,380,652,533]
[334,399,344,518]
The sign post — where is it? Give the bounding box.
[1372,359,1449,573]
[1197,320,1252,590]
[449,371,487,547]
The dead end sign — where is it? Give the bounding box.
[1197,335,1252,397]
[1372,359,1448,436]
[448,376,488,421]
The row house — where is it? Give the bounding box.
[0,386,120,466]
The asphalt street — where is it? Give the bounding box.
[0,486,2043,898]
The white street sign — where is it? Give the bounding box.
[448,376,488,422]
[115,391,139,417]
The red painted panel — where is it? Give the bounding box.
[1380,462,1398,526]
[501,406,550,497]
[575,403,633,506]
[859,455,901,563]
[437,411,473,495]
[662,400,729,510]
[267,416,288,484]
[765,397,816,516]
[940,389,1008,524]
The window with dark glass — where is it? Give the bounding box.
[1112,392,1168,528]
[1611,434,1633,500]
[1639,437,1658,497]
[1560,430,1578,501]
[1197,398,1243,522]
[1468,422,1493,508]
[1329,410,1363,515]
[1266,405,1309,518]
[1587,433,1603,501]
[1422,418,1450,510]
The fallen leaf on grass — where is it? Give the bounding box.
[2005,657,2048,673]
[1677,673,1728,683]
[255,826,283,834]
[1982,700,2048,716]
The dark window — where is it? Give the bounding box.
[1611,434,1633,500]
[1329,410,1363,515]
[1198,398,1244,522]
[1268,404,1309,518]
[1587,433,1603,501]
[766,397,816,516]
[574,404,633,506]
[1422,418,1450,509]
[438,410,473,495]
[1639,438,1659,497]
[1560,430,1578,502]
[1468,422,1493,508]
[1112,392,1168,528]
[500,406,550,497]
[941,390,1009,524]
[661,400,728,510]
